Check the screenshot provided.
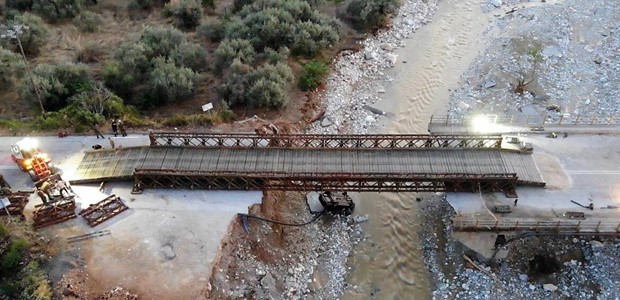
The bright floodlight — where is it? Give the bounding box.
[470,115,497,133]
[16,137,38,152]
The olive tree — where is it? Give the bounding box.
[165,0,202,30]
[8,12,49,55]
[31,62,94,111]
[340,0,399,30]
[0,46,25,88]
[32,0,84,22]
[213,38,255,73]
[146,57,200,106]
[140,26,186,58]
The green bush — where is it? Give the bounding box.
[73,10,102,32]
[298,60,329,91]
[224,0,339,56]
[248,62,294,108]
[0,46,26,89]
[340,0,399,30]
[146,57,199,106]
[197,18,225,42]
[75,41,104,63]
[213,38,255,73]
[0,238,29,275]
[68,84,127,118]
[19,261,53,299]
[165,0,202,30]
[170,43,208,72]
[32,0,83,22]
[114,41,152,76]
[0,223,6,237]
[6,0,33,11]
[128,0,168,10]
[10,12,49,55]
[140,26,186,58]
[201,0,215,9]
[102,60,137,100]
[219,60,293,108]
[261,46,289,64]
[31,62,94,111]
[232,0,252,12]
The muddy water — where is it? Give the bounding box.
[343,1,494,299]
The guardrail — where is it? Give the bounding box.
[430,114,620,126]
[453,218,620,233]
[149,132,504,149]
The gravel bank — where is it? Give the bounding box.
[448,0,620,122]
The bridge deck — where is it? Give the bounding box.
[72,147,544,185]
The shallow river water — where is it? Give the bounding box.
[342,1,494,299]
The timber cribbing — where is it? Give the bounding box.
[70,133,544,193]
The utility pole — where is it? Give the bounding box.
[1,24,45,114]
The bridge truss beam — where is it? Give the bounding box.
[132,169,517,194]
[150,132,503,149]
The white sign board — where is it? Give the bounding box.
[0,197,10,209]
[202,102,214,112]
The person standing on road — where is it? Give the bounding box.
[118,118,127,137]
[109,137,115,149]
[92,122,104,139]
[514,198,518,206]
[55,180,72,198]
[36,188,48,205]
[40,180,54,201]
[111,117,119,137]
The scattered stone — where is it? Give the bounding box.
[519,274,528,282]
[353,215,369,223]
[590,240,604,248]
[489,0,502,8]
[320,117,334,128]
[543,283,558,291]
[483,80,497,89]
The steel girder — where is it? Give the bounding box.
[150,132,503,149]
[132,169,517,194]
[79,195,129,227]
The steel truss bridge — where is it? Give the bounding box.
[70,133,545,194]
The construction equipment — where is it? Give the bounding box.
[11,137,57,182]
[318,192,355,215]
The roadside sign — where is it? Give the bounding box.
[202,103,213,112]
[1,197,10,218]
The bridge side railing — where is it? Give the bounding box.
[430,114,620,126]
[149,132,503,149]
[453,218,620,233]
[132,169,517,193]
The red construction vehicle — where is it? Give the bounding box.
[11,137,57,182]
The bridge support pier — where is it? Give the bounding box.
[453,232,508,262]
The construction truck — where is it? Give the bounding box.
[11,137,57,182]
[318,192,355,215]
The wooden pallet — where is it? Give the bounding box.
[79,195,128,227]
[32,198,77,230]
[0,192,30,217]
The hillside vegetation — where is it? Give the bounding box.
[0,0,399,133]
